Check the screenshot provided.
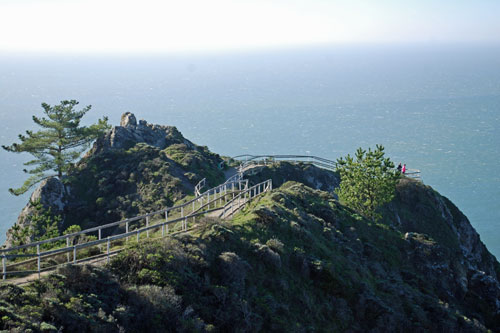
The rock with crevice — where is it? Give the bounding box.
[91,112,195,154]
[3,177,65,248]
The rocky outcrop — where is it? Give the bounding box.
[388,178,500,325]
[91,112,195,154]
[5,112,225,244]
[3,177,65,247]
[392,178,499,280]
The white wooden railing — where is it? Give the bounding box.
[219,179,272,219]
[1,177,266,282]
[233,154,337,173]
[1,152,421,282]
[232,154,421,181]
[402,168,421,180]
[194,178,206,196]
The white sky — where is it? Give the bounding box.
[0,0,499,53]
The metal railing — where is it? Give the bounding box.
[234,154,422,182]
[1,178,256,282]
[1,151,422,283]
[223,172,243,184]
[219,179,272,219]
[402,168,421,180]
[194,178,206,196]
[233,154,337,173]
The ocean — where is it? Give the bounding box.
[1,44,499,258]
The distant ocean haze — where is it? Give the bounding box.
[0,44,499,258]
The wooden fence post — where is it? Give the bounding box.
[37,244,40,278]
[2,254,6,280]
[98,228,102,251]
[107,237,110,264]
[165,210,169,234]
[66,237,70,262]
[126,222,129,242]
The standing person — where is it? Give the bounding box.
[397,163,402,172]
[402,164,406,174]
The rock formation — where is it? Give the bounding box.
[91,112,195,154]
[3,177,65,247]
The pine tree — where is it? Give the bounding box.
[335,145,400,221]
[2,100,110,195]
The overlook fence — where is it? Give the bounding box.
[232,154,421,181]
[1,178,272,283]
[233,154,337,173]
[1,153,421,284]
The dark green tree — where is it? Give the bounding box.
[335,145,400,221]
[2,100,110,195]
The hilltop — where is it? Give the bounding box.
[0,114,499,332]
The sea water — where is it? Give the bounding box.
[0,44,499,258]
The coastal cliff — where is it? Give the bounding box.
[1,114,498,332]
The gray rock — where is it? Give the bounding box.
[120,112,137,128]
[4,177,65,247]
[92,112,195,154]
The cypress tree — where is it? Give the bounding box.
[2,100,110,195]
[335,145,400,221]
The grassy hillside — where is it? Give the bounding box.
[63,141,225,231]
[1,180,498,332]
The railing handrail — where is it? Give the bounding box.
[1,178,248,253]
[234,154,337,164]
[194,178,206,197]
[234,154,422,181]
[218,179,272,218]
[233,155,337,173]
[2,205,228,261]
[1,178,274,281]
[1,151,422,282]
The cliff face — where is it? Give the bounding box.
[391,178,498,279]
[387,178,500,327]
[3,177,65,248]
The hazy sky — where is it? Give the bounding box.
[0,0,499,53]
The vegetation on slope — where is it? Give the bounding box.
[63,140,224,231]
[1,181,497,332]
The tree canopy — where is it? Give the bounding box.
[2,100,110,195]
[335,145,400,221]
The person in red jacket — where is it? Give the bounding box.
[402,164,406,174]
